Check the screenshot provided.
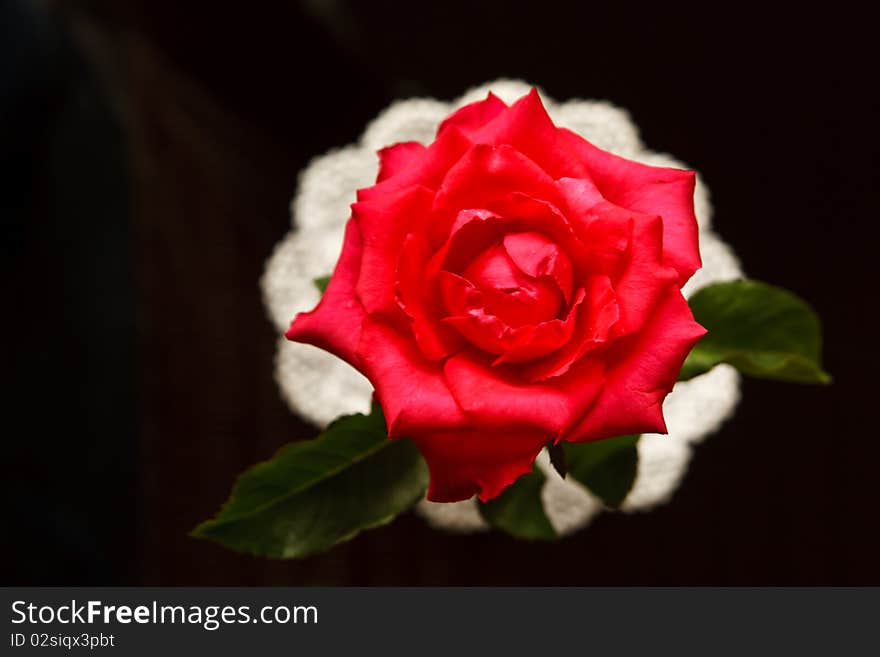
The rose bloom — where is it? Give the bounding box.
[286,89,705,503]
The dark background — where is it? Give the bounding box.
[3,0,877,585]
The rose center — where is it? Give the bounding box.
[461,240,563,328]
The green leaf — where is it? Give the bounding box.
[681,279,830,384]
[478,467,557,541]
[192,404,428,558]
[564,434,639,508]
[313,275,331,294]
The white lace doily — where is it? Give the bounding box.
[261,79,743,536]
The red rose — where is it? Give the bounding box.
[286,89,706,503]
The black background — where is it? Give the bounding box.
[3,0,877,584]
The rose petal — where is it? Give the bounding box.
[439,272,581,364]
[559,129,701,284]
[357,124,472,202]
[437,270,483,314]
[436,92,508,139]
[611,214,680,336]
[285,218,366,366]
[461,243,563,328]
[433,193,592,283]
[415,427,549,502]
[396,232,466,360]
[502,231,574,304]
[352,185,435,320]
[473,87,590,180]
[488,193,595,280]
[520,275,619,382]
[376,141,426,182]
[429,143,564,245]
[434,208,504,274]
[488,293,582,365]
[356,316,468,438]
[558,177,680,336]
[443,349,603,434]
[557,176,630,275]
[566,287,706,442]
